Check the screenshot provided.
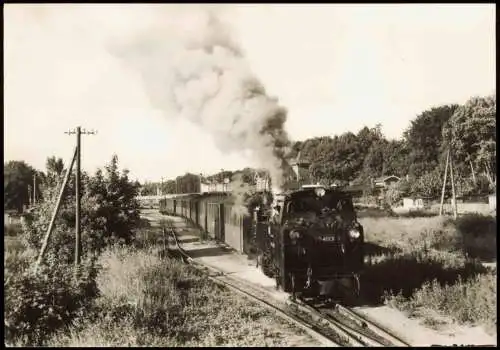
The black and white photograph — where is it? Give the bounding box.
[4,3,496,347]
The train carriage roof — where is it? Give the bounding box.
[170,192,234,203]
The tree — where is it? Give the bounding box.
[361,139,388,179]
[43,156,64,186]
[442,95,496,190]
[356,124,384,151]
[4,161,39,212]
[46,156,64,178]
[409,169,443,198]
[385,181,407,206]
[382,140,410,177]
[23,154,141,260]
[404,104,459,177]
[140,181,157,196]
[232,167,258,185]
[162,180,177,194]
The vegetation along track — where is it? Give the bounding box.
[162,218,410,347]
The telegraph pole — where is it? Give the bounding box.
[33,174,37,205]
[65,127,97,268]
[439,150,450,216]
[28,186,32,207]
[439,147,458,219]
[450,150,458,219]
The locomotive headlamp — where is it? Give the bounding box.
[289,230,301,240]
[348,229,361,239]
[314,187,326,197]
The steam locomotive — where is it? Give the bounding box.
[159,185,364,300]
[255,186,364,300]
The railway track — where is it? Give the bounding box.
[293,298,411,347]
[163,218,411,347]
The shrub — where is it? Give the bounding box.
[385,180,410,206]
[5,222,23,236]
[362,246,487,305]
[4,256,100,346]
[410,169,442,198]
[5,154,140,346]
[22,154,141,260]
[449,213,496,260]
[386,272,496,334]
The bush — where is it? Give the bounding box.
[4,256,100,346]
[410,169,442,198]
[386,272,496,334]
[5,222,23,236]
[385,179,411,206]
[5,154,140,346]
[449,213,496,260]
[22,154,141,260]
[362,245,487,304]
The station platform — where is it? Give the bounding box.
[167,215,290,303]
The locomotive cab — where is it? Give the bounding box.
[255,187,364,300]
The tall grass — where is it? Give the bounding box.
[360,214,496,261]
[4,222,23,236]
[49,245,311,347]
[386,271,497,335]
[360,213,497,334]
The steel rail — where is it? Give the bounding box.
[163,217,411,348]
[163,220,342,347]
[334,304,411,347]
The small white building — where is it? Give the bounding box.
[402,197,425,210]
[488,194,496,211]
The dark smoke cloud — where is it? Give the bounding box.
[112,8,291,191]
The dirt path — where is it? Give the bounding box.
[355,305,496,347]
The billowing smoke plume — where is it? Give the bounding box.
[112,8,291,195]
[230,173,254,216]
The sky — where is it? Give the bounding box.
[4,4,496,183]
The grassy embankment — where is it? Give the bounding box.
[357,209,496,334]
[4,220,315,347]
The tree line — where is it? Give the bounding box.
[6,95,493,206]
[139,95,495,199]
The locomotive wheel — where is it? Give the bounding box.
[290,273,296,301]
[259,251,274,278]
[353,274,361,298]
[274,268,281,290]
